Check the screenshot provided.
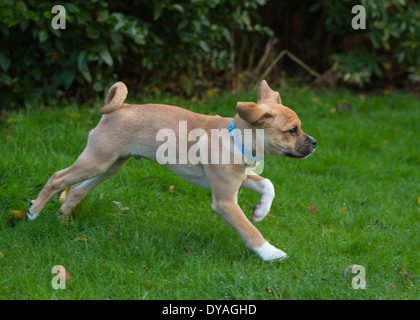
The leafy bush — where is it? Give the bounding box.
[312,0,420,86]
[0,0,270,108]
[1,0,419,109]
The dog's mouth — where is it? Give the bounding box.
[283,135,316,158]
[284,146,315,159]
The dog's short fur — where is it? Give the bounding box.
[28,80,316,261]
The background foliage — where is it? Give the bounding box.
[320,0,420,86]
[0,0,419,108]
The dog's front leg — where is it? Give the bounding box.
[207,166,287,261]
[241,172,275,222]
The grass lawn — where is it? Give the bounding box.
[0,87,419,299]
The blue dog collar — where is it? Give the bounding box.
[228,121,264,163]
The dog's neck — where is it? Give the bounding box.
[232,115,265,159]
[233,115,252,130]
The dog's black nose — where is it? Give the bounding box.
[307,137,316,147]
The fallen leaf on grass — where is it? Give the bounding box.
[59,187,71,203]
[74,237,87,242]
[58,187,79,215]
[418,195,420,205]
[57,267,72,281]
[305,205,319,213]
[267,213,281,219]
[143,281,154,288]
[341,207,349,214]
[7,210,28,227]
[9,210,27,219]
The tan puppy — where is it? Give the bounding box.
[27,80,316,261]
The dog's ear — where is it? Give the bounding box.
[236,102,275,125]
[257,80,281,104]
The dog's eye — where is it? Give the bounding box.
[287,127,297,136]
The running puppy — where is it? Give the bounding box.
[28,80,316,261]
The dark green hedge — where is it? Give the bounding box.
[1,0,419,109]
[322,0,420,86]
[0,0,271,108]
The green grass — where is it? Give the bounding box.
[0,88,419,299]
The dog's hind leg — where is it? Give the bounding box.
[240,172,275,223]
[58,156,131,221]
[28,143,121,220]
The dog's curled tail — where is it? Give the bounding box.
[98,81,128,114]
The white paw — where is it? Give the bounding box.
[27,209,38,220]
[252,201,271,222]
[254,241,288,261]
[27,201,38,220]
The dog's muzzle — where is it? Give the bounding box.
[286,136,316,158]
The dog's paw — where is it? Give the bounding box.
[56,208,73,224]
[27,200,39,220]
[27,210,38,220]
[252,201,270,222]
[254,242,288,261]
